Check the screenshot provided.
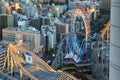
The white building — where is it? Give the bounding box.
[41,25,56,50]
[2,27,41,52]
[25,4,39,18]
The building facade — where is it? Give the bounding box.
[0,47,6,70]
[30,18,40,31]
[101,0,110,10]
[41,25,56,52]
[55,22,69,42]
[0,14,13,40]
[0,14,13,28]
[30,16,51,31]
[2,27,41,52]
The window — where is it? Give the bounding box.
[28,57,31,61]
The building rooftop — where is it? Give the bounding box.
[0,14,12,16]
[54,20,66,26]
[4,26,40,33]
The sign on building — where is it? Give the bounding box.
[25,52,32,64]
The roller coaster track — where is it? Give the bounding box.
[2,44,78,80]
[100,20,110,40]
[5,44,38,80]
[92,21,110,80]
[0,70,18,80]
[52,36,66,69]
[92,50,108,80]
[17,46,55,72]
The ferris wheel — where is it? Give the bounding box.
[64,6,92,63]
[52,5,92,69]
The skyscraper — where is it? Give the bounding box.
[0,14,13,39]
[0,14,13,28]
[0,6,6,14]
[30,18,40,31]
[13,13,18,27]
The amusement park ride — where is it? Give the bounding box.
[0,4,110,79]
[66,6,91,63]
[52,6,110,80]
[0,43,78,80]
[52,5,92,72]
[100,20,110,40]
[92,20,110,80]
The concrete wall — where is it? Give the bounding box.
[110,0,120,80]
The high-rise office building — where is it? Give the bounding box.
[54,22,69,42]
[41,25,56,50]
[0,1,10,14]
[40,16,50,26]
[30,18,41,31]
[0,6,6,14]
[0,14,13,28]
[13,13,18,27]
[0,14,13,39]
[30,16,51,31]
[24,4,38,18]
[55,22,69,34]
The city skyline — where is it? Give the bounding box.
[0,0,111,80]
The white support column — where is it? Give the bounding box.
[110,0,120,80]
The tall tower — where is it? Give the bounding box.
[110,0,120,80]
[0,14,13,39]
